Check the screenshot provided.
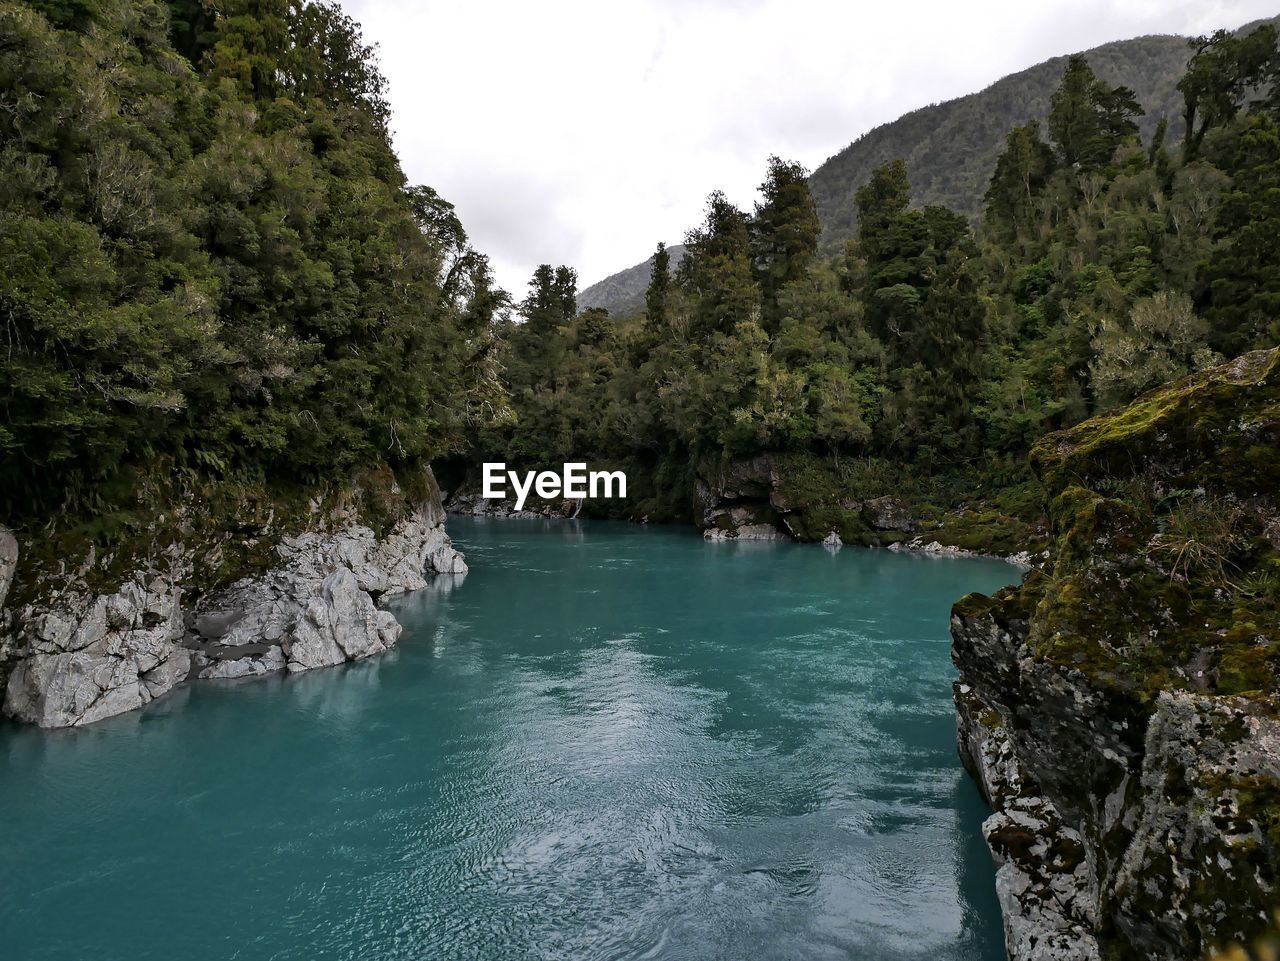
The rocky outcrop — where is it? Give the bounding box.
[696,456,789,541]
[890,536,1037,569]
[188,509,464,681]
[861,495,917,533]
[4,550,191,729]
[956,684,1101,961]
[952,349,1280,960]
[1,475,466,729]
[694,454,933,545]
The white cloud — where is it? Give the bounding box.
[341,0,1277,296]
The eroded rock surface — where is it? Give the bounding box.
[0,526,17,612]
[696,457,789,541]
[952,349,1280,960]
[189,510,462,680]
[2,482,466,729]
[4,549,190,728]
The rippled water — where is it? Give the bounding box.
[0,517,1016,961]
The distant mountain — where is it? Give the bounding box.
[579,18,1277,316]
[579,244,686,316]
[809,33,1193,252]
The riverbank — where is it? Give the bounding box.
[950,349,1280,960]
[0,467,466,728]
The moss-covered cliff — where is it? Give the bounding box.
[952,348,1280,960]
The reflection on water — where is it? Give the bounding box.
[0,517,1015,961]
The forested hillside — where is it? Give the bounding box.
[578,244,685,316]
[0,0,507,526]
[489,25,1280,543]
[809,32,1193,250]
[579,20,1278,314]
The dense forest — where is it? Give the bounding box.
[484,23,1280,532]
[0,0,508,526]
[4,0,1280,554]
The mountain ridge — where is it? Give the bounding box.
[579,20,1274,316]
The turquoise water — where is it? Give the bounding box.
[0,517,1015,961]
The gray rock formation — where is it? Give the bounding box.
[4,548,191,728]
[702,504,788,542]
[889,536,1037,569]
[955,684,1101,961]
[695,457,790,541]
[188,505,465,681]
[953,602,1280,960]
[0,526,16,612]
[952,349,1280,958]
[446,486,580,519]
[2,493,466,728]
[862,495,917,532]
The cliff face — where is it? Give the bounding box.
[952,349,1280,959]
[0,468,466,729]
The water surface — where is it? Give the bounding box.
[0,517,1015,960]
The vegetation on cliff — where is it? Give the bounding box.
[491,24,1280,540]
[951,347,1280,960]
[0,0,508,531]
[1025,347,1280,700]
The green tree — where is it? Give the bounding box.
[678,191,758,336]
[1178,25,1278,160]
[1090,290,1214,407]
[1047,54,1141,170]
[751,156,820,329]
[984,122,1056,242]
[1204,113,1280,352]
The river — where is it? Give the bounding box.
[0,517,1016,960]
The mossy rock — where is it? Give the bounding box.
[1007,349,1280,701]
[1032,348,1280,501]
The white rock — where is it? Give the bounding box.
[3,570,187,728]
[3,485,466,727]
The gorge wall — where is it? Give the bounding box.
[0,468,466,729]
[951,349,1280,960]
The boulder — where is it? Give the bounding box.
[862,495,917,532]
[284,567,384,672]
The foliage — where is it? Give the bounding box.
[489,26,1280,540]
[0,0,508,524]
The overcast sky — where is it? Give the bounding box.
[342,0,1277,297]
